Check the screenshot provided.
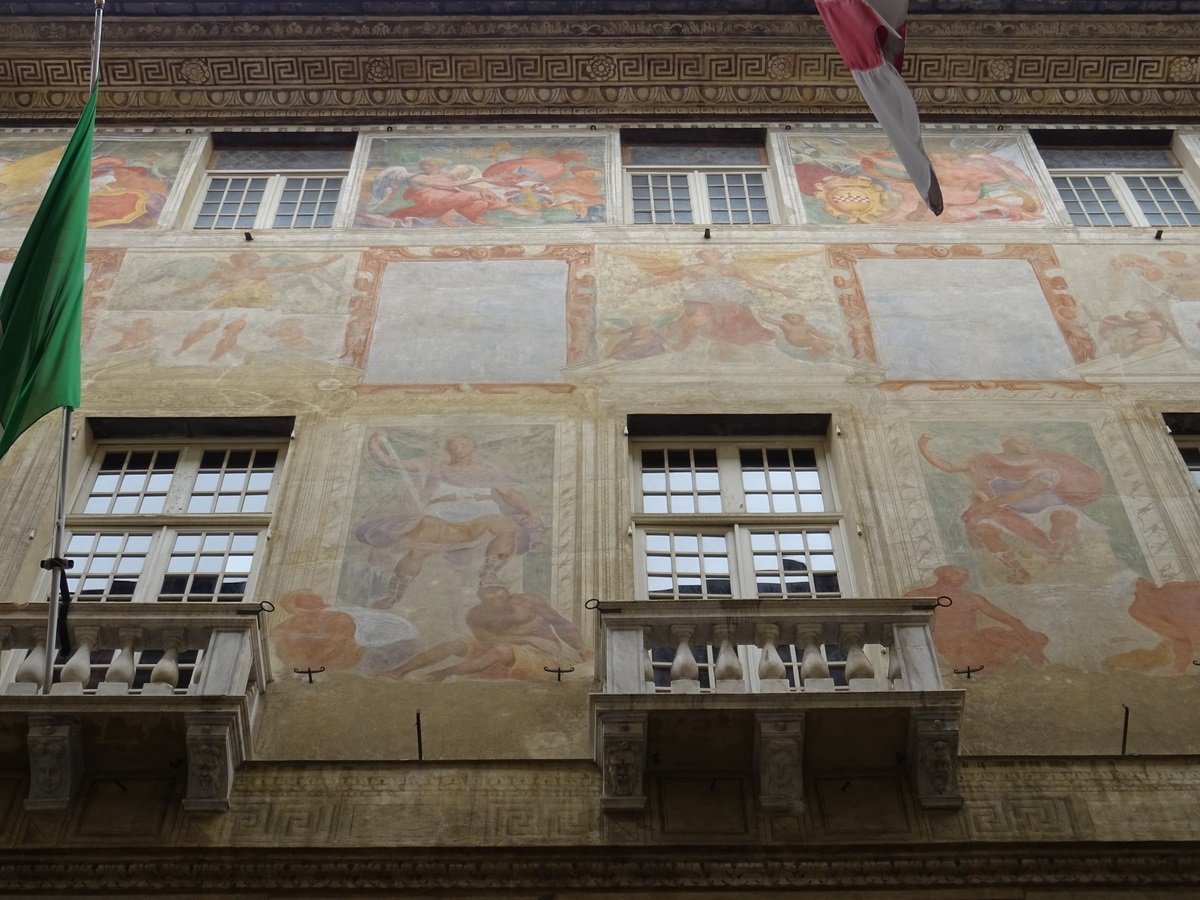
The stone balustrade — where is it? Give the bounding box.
[0,602,271,811]
[596,597,946,695]
[589,597,964,813]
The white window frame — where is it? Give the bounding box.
[191,169,346,230]
[624,167,775,225]
[1051,168,1200,227]
[64,441,283,605]
[631,439,850,601]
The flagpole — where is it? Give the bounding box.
[40,0,105,695]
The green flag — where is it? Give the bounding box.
[0,87,97,460]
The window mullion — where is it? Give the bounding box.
[1110,174,1150,227]
[131,525,173,603]
[164,447,200,515]
[717,449,744,514]
[730,522,755,599]
[689,171,712,224]
[256,175,287,229]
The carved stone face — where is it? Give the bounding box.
[606,741,638,796]
[31,740,64,793]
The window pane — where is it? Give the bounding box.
[706,172,770,225]
[643,531,730,599]
[65,532,153,601]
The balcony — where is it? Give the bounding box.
[589,597,964,813]
[0,601,271,811]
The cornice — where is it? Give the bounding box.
[0,15,1198,124]
[2,844,1200,892]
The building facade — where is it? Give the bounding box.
[2,1,1200,895]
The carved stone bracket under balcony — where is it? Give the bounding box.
[910,707,964,809]
[755,712,805,813]
[25,714,82,811]
[598,713,648,812]
[590,597,964,813]
[0,602,271,812]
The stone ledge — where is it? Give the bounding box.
[2,843,1200,892]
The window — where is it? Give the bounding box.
[623,130,773,225]
[64,434,285,605]
[1180,443,1200,492]
[632,439,845,601]
[1037,132,1200,227]
[192,138,353,230]
[1163,413,1200,493]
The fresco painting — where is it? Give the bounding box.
[906,565,1050,672]
[788,135,1050,225]
[356,136,606,227]
[326,422,586,682]
[595,246,849,368]
[89,250,356,367]
[1060,247,1200,367]
[914,422,1163,673]
[857,258,1077,381]
[364,258,569,384]
[0,137,191,229]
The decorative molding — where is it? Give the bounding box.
[2,843,1200,892]
[1,17,1198,123]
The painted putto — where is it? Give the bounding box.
[356,136,606,227]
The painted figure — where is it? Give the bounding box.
[605,248,804,359]
[359,139,605,227]
[385,584,587,681]
[1099,309,1182,356]
[907,565,1049,669]
[918,433,1105,584]
[173,250,339,358]
[1105,577,1200,674]
[356,431,544,606]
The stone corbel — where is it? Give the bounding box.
[598,712,648,812]
[909,708,963,810]
[183,711,244,812]
[755,712,805,813]
[25,714,83,811]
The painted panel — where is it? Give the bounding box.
[365,259,568,383]
[301,422,587,683]
[788,135,1050,225]
[913,422,1154,673]
[828,244,1095,383]
[857,258,1075,381]
[0,137,192,229]
[343,245,594,385]
[594,246,854,370]
[356,136,606,227]
[88,249,357,367]
[1058,245,1200,373]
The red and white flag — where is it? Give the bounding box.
[815,0,943,215]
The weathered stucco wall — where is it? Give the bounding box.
[2,125,1200,833]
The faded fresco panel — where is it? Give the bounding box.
[302,422,587,683]
[913,422,1153,672]
[788,135,1050,226]
[88,249,356,367]
[0,137,192,230]
[857,258,1076,381]
[594,246,854,371]
[365,259,568,383]
[1058,245,1200,373]
[356,136,606,227]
